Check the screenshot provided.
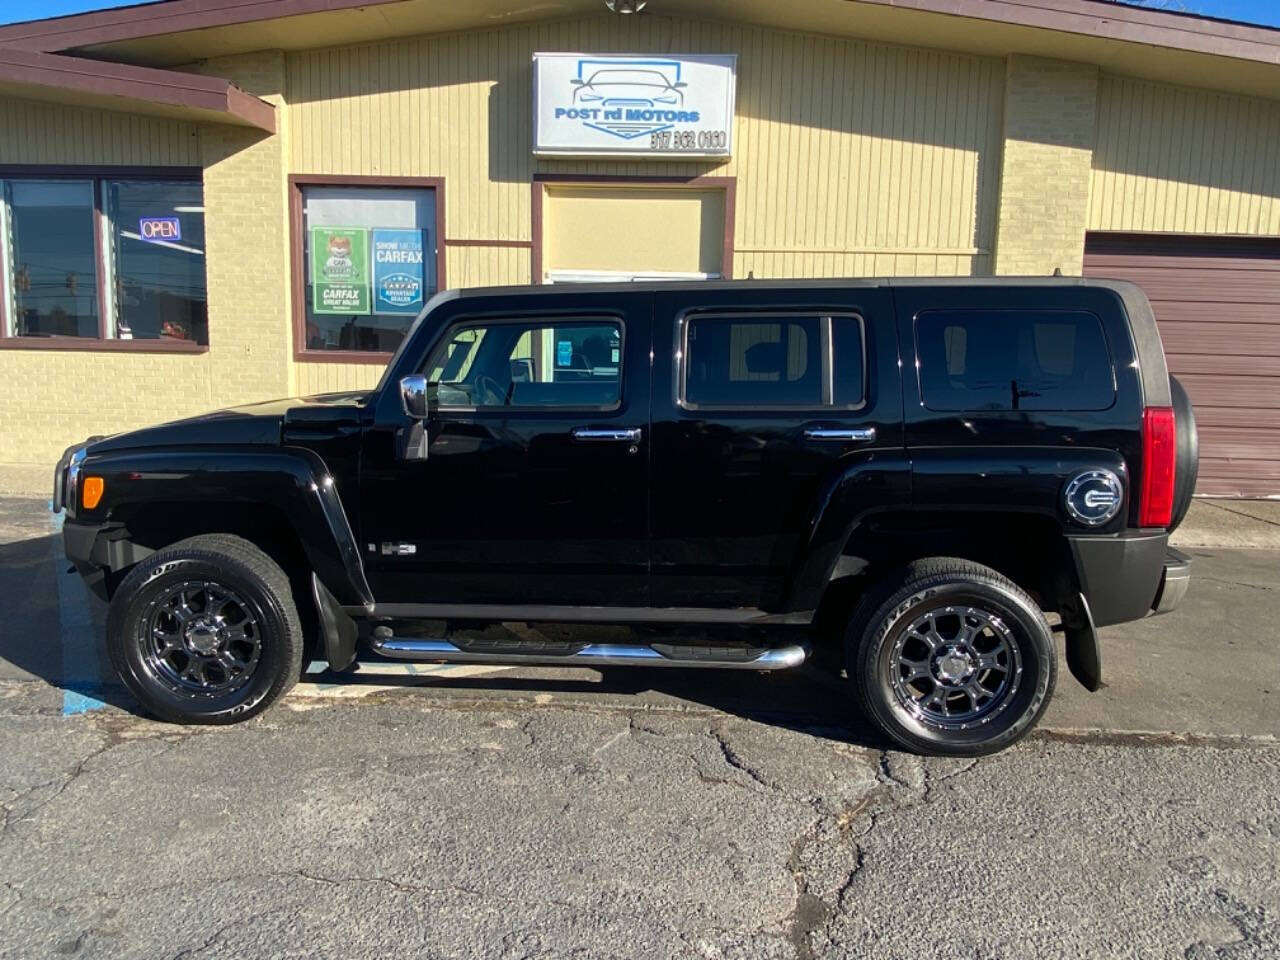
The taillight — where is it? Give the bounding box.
[1139,406,1176,528]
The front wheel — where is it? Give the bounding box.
[106,535,304,724]
[846,558,1056,756]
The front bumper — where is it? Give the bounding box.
[1152,547,1191,615]
[62,517,153,602]
[63,519,109,600]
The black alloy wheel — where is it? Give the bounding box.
[846,557,1056,756]
[107,535,304,724]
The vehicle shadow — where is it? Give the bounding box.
[0,506,886,746]
[0,516,143,715]
[302,658,892,750]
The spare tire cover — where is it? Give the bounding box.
[1168,375,1198,533]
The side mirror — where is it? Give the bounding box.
[400,374,428,419]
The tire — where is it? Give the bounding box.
[845,558,1056,757]
[1168,375,1199,533]
[107,535,304,724]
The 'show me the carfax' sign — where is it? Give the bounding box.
[533,53,736,158]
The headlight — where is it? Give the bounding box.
[64,447,87,518]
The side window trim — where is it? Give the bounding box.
[424,312,626,414]
[674,309,866,412]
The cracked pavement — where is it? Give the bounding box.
[1,497,1279,958]
[0,696,1277,959]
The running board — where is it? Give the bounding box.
[368,636,808,671]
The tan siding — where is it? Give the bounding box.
[286,14,1004,285]
[544,186,724,276]
[1089,75,1280,236]
[0,98,199,166]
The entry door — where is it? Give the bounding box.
[649,286,903,611]
[359,292,652,606]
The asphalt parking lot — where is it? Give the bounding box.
[1,495,1278,959]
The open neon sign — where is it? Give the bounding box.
[139,217,182,243]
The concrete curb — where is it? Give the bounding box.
[1170,499,1280,550]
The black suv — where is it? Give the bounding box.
[53,278,1195,755]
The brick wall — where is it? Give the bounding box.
[0,52,290,469]
[196,52,293,408]
[993,55,1099,277]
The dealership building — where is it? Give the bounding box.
[0,0,1278,495]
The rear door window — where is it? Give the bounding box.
[915,310,1115,411]
[681,313,864,409]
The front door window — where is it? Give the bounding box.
[425,318,623,410]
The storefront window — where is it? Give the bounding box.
[106,180,208,344]
[4,180,99,338]
[301,185,437,354]
[0,173,206,346]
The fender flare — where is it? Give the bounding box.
[84,445,373,608]
[783,451,912,612]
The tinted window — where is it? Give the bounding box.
[916,310,1114,411]
[682,314,865,409]
[684,316,820,407]
[6,180,99,338]
[832,315,865,407]
[427,318,621,409]
[107,180,208,344]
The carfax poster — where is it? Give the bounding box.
[372,228,426,315]
[311,226,370,315]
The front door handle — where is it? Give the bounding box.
[803,427,876,442]
[572,427,642,442]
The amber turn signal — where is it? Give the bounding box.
[82,476,105,510]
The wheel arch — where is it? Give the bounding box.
[806,509,1086,677]
[75,446,372,611]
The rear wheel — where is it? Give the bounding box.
[107,535,304,724]
[846,558,1056,756]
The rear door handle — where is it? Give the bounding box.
[572,427,642,442]
[803,427,876,442]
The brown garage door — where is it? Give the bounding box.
[1084,233,1280,498]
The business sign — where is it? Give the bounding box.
[372,228,426,315]
[139,217,181,244]
[533,52,736,158]
[310,226,369,315]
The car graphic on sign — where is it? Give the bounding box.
[570,59,688,106]
[571,65,687,107]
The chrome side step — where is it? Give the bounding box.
[368,636,808,671]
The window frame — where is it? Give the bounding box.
[675,309,867,413]
[421,312,627,414]
[913,307,1118,413]
[0,165,206,354]
[289,174,447,365]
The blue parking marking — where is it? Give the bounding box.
[50,510,107,716]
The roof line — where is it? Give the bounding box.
[849,0,1280,64]
[0,47,276,131]
[0,0,1277,66]
[0,0,402,52]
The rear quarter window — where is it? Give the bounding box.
[915,309,1116,412]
